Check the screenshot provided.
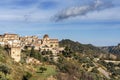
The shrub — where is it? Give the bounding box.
[22,72,32,80]
[0,64,10,75]
[39,66,47,73]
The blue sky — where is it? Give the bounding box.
[0,0,120,46]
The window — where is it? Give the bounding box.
[51,45,53,47]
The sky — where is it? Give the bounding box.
[0,0,120,46]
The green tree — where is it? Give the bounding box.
[22,72,32,80]
[39,66,47,73]
[0,64,10,75]
[30,46,35,57]
[62,46,73,57]
[43,56,49,62]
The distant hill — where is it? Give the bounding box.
[59,39,105,54]
[101,44,120,54]
[58,39,120,80]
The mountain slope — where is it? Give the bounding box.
[58,39,120,80]
[0,39,120,80]
[59,39,105,54]
[101,44,120,54]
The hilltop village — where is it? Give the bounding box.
[0,33,63,62]
[0,33,120,80]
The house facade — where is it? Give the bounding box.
[0,33,63,62]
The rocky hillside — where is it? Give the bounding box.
[101,44,120,54]
[0,46,57,80]
[59,39,106,56]
[58,39,120,80]
[0,39,120,80]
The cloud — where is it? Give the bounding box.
[0,0,117,22]
[53,0,114,21]
[0,0,60,22]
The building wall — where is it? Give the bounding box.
[11,47,21,62]
[40,35,59,54]
[0,33,62,62]
[3,34,19,41]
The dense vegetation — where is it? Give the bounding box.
[0,39,120,80]
[58,39,120,80]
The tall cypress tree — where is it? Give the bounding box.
[30,46,35,57]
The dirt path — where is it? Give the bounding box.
[98,67,110,79]
[93,62,110,79]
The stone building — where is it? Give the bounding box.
[10,38,21,62]
[0,33,62,62]
[0,35,4,46]
[0,33,21,62]
[3,33,20,46]
[11,47,21,62]
[3,33,19,41]
[40,34,59,54]
[20,35,39,50]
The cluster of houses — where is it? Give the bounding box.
[0,33,63,62]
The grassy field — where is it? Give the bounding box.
[30,65,57,80]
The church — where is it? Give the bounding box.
[0,33,62,62]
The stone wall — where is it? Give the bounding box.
[11,47,21,62]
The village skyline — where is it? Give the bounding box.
[0,33,63,62]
